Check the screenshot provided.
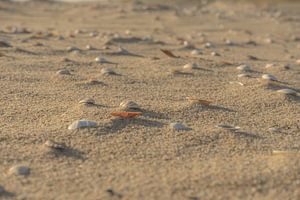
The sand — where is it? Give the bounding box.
[0,0,299,199]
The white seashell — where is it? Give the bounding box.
[237,73,250,78]
[79,98,95,105]
[190,49,202,55]
[66,46,80,52]
[262,74,277,81]
[120,100,140,110]
[170,122,189,131]
[215,124,240,131]
[8,165,30,176]
[68,120,97,130]
[125,29,131,35]
[44,140,66,150]
[56,69,71,75]
[211,51,220,56]
[265,63,275,68]
[101,68,116,75]
[183,63,199,70]
[264,38,273,44]
[276,89,297,95]
[236,64,250,71]
[95,56,107,63]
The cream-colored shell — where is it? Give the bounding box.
[119,100,140,110]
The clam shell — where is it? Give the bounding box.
[236,64,250,71]
[101,68,116,75]
[8,165,30,176]
[68,120,97,130]
[79,98,95,105]
[183,63,198,70]
[170,122,189,131]
[277,89,297,95]
[56,69,71,75]
[262,74,277,81]
[120,100,140,110]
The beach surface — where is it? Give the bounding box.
[0,0,300,199]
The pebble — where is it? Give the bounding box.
[101,68,116,75]
[262,74,277,81]
[268,127,281,133]
[120,100,141,110]
[44,140,66,150]
[56,69,71,75]
[68,120,97,130]
[236,64,250,71]
[170,122,189,131]
[95,57,116,64]
[183,63,199,70]
[204,42,213,48]
[8,165,30,176]
[86,45,95,50]
[276,89,297,95]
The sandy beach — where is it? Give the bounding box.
[0,0,299,199]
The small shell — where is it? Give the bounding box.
[262,74,277,81]
[190,49,202,55]
[79,98,95,105]
[211,51,220,56]
[205,42,213,48]
[95,57,107,64]
[8,165,30,176]
[44,140,66,150]
[272,150,300,155]
[120,100,140,110]
[215,124,240,131]
[265,63,275,68]
[86,45,95,50]
[170,122,189,131]
[56,69,71,75]
[183,63,198,70]
[276,89,297,95]
[68,120,97,130]
[237,73,250,78]
[236,64,250,71]
[101,68,116,75]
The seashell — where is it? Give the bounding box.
[86,45,95,50]
[183,41,194,49]
[183,63,199,70]
[262,74,277,81]
[120,100,141,110]
[8,165,30,176]
[44,140,66,150]
[125,29,131,35]
[276,89,297,96]
[215,124,240,131]
[66,46,80,52]
[68,120,97,130]
[79,98,95,105]
[211,51,220,56]
[101,68,116,75]
[265,63,275,68]
[204,42,213,48]
[237,73,250,78]
[56,69,71,75]
[191,49,202,55]
[225,39,234,45]
[170,122,190,131]
[229,81,244,86]
[236,64,250,71]
[264,38,273,44]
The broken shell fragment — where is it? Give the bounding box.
[236,64,250,71]
[101,68,116,75]
[276,89,297,96]
[183,63,199,70]
[56,69,71,75]
[120,100,141,110]
[8,165,30,176]
[262,74,277,81]
[68,120,97,130]
[44,140,66,150]
[79,98,95,105]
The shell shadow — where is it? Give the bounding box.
[100,117,165,134]
[46,147,85,160]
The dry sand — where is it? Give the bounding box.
[0,0,300,199]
